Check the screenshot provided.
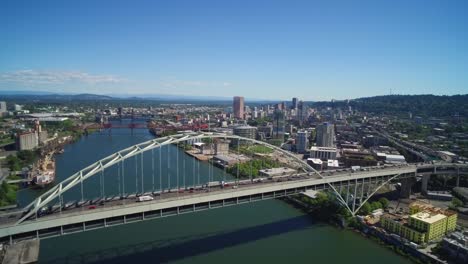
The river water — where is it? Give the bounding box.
[17,120,412,263]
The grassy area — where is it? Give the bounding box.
[239,145,274,155]
[0,137,14,146]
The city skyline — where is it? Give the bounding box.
[1,0,468,100]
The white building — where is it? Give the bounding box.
[309,146,337,160]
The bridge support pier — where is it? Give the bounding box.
[421,175,430,195]
[399,174,416,198]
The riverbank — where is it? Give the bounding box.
[283,194,445,264]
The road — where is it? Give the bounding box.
[0,163,417,229]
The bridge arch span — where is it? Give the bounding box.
[18,132,323,224]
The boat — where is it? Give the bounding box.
[31,152,56,188]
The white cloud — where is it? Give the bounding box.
[157,78,232,89]
[0,70,125,85]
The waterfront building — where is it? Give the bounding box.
[316,122,334,147]
[381,202,458,244]
[233,96,245,119]
[296,130,309,154]
[16,131,38,150]
[380,214,426,244]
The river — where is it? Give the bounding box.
[18,120,412,263]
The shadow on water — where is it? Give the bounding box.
[46,215,322,264]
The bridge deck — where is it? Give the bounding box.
[0,166,416,240]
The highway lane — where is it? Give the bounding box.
[2,161,466,229]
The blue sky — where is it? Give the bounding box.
[1,0,467,100]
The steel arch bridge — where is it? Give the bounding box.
[15,132,412,227]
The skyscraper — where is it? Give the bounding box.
[292,97,298,109]
[316,122,335,147]
[0,101,6,113]
[233,96,244,119]
[296,130,309,153]
[272,109,285,140]
[297,101,309,123]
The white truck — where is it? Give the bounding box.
[351,166,361,172]
[137,195,154,202]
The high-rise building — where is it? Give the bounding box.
[292,97,298,109]
[272,109,285,140]
[0,101,6,113]
[296,130,309,153]
[316,122,335,147]
[233,96,245,119]
[297,101,309,123]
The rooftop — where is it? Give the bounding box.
[411,212,446,224]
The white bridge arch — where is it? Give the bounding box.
[19,132,339,225]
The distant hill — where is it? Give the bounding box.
[312,94,468,118]
[0,93,113,101]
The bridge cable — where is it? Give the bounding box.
[237,139,240,185]
[135,155,138,195]
[118,160,121,198]
[152,148,155,193]
[141,152,144,194]
[177,142,180,197]
[159,146,162,199]
[102,168,105,201]
[122,159,125,198]
[80,173,84,203]
[168,145,171,192]
[193,152,195,190]
[183,148,186,190]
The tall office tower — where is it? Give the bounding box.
[292,97,298,109]
[272,109,286,140]
[297,101,309,123]
[233,96,245,119]
[316,122,335,147]
[0,101,6,113]
[296,130,309,153]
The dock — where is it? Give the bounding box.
[184,150,211,161]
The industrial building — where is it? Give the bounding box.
[16,131,38,150]
[309,146,337,160]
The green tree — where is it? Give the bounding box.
[452,197,463,208]
[378,197,389,209]
[6,155,22,171]
[359,202,372,215]
[370,201,383,211]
